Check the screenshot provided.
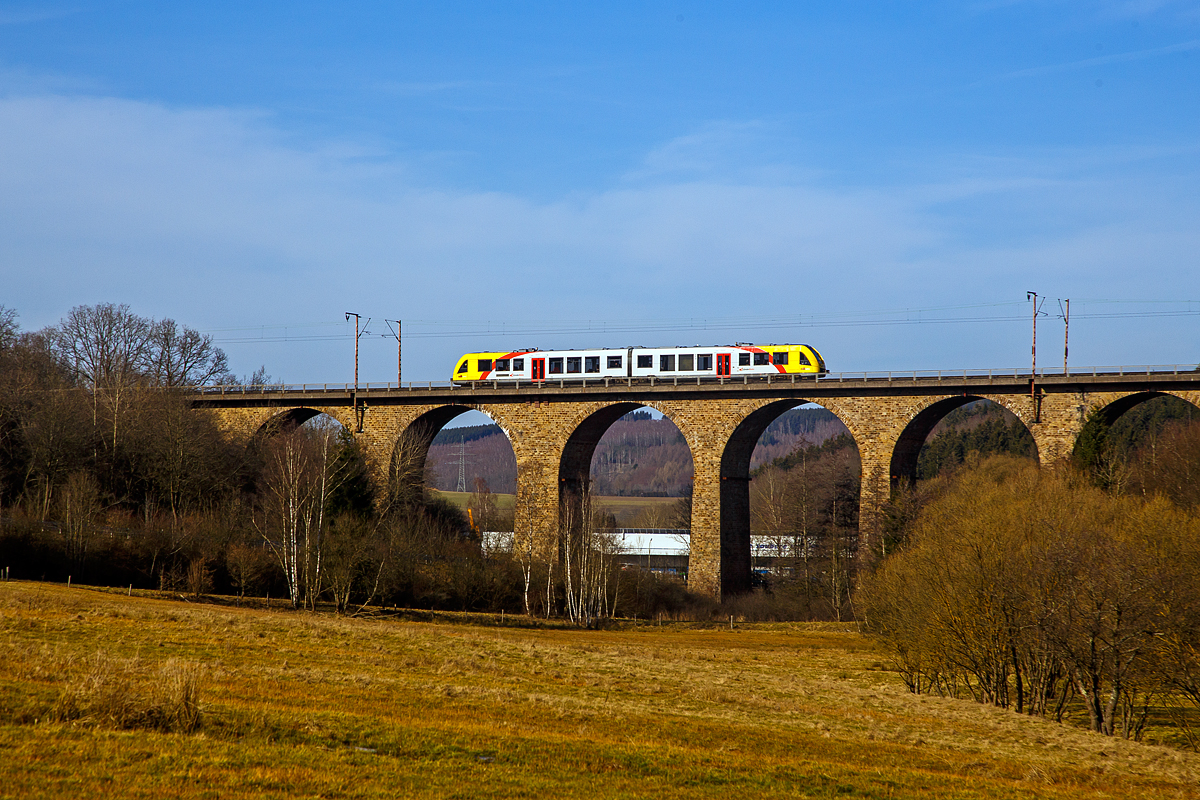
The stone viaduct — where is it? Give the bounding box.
[191,369,1200,598]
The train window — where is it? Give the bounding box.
[660,354,675,371]
[607,356,623,369]
[549,358,563,374]
[567,357,582,373]
[739,353,750,366]
[637,355,653,369]
[678,354,694,371]
[478,359,493,371]
[513,358,525,370]
[772,352,787,365]
[495,359,510,371]
[457,361,469,374]
[796,351,810,366]
[754,352,769,366]
[585,356,600,373]
[697,354,712,370]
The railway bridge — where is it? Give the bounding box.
[191,367,1200,598]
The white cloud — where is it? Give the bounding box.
[1,91,1196,381]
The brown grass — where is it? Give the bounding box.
[49,653,203,733]
[1,580,1199,799]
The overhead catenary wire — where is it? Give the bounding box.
[205,300,1200,345]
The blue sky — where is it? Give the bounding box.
[2,1,1198,383]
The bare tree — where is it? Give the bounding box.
[560,485,622,626]
[19,386,94,519]
[226,542,266,602]
[145,318,231,388]
[0,305,17,351]
[46,303,152,460]
[58,470,101,565]
[860,456,1183,738]
[322,513,376,613]
[255,420,352,609]
[469,477,497,534]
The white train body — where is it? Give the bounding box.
[452,344,826,382]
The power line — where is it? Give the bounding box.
[206,300,1200,345]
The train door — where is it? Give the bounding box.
[717,353,731,377]
[531,358,546,381]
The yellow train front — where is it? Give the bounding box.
[452,344,826,382]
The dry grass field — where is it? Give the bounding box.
[2,581,1199,799]
[432,490,517,512]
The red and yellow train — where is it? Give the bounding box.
[452,344,826,382]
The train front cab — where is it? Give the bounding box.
[742,345,826,376]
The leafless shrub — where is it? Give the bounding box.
[861,455,1200,740]
[186,556,213,596]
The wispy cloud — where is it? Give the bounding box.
[0,92,1196,378]
[0,7,77,25]
[992,38,1200,82]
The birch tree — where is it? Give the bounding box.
[256,419,351,609]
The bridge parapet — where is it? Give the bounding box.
[192,362,1199,399]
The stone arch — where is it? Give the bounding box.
[252,406,356,438]
[387,404,516,505]
[558,402,645,496]
[889,394,1040,490]
[557,401,695,539]
[714,398,863,596]
[1083,390,1200,427]
[1071,390,1200,462]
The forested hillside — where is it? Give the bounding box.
[915,402,1036,480]
[427,425,518,494]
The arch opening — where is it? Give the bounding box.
[251,410,370,510]
[554,403,694,620]
[724,401,861,605]
[397,406,517,535]
[560,402,693,529]
[1073,392,1200,500]
[890,397,1037,491]
[584,405,694,579]
[254,406,326,437]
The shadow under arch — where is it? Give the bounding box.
[254,407,327,437]
[719,399,861,597]
[1071,390,1200,464]
[889,396,1040,490]
[389,405,513,507]
[1081,390,1199,429]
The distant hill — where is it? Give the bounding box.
[428,425,518,493]
[426,406,849,496]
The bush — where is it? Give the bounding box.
[860,455,1200,739]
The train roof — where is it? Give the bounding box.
[461,344,817,353]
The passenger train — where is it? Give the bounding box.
[452,344,826,382]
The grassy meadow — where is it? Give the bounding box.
[2,581,1199,799]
